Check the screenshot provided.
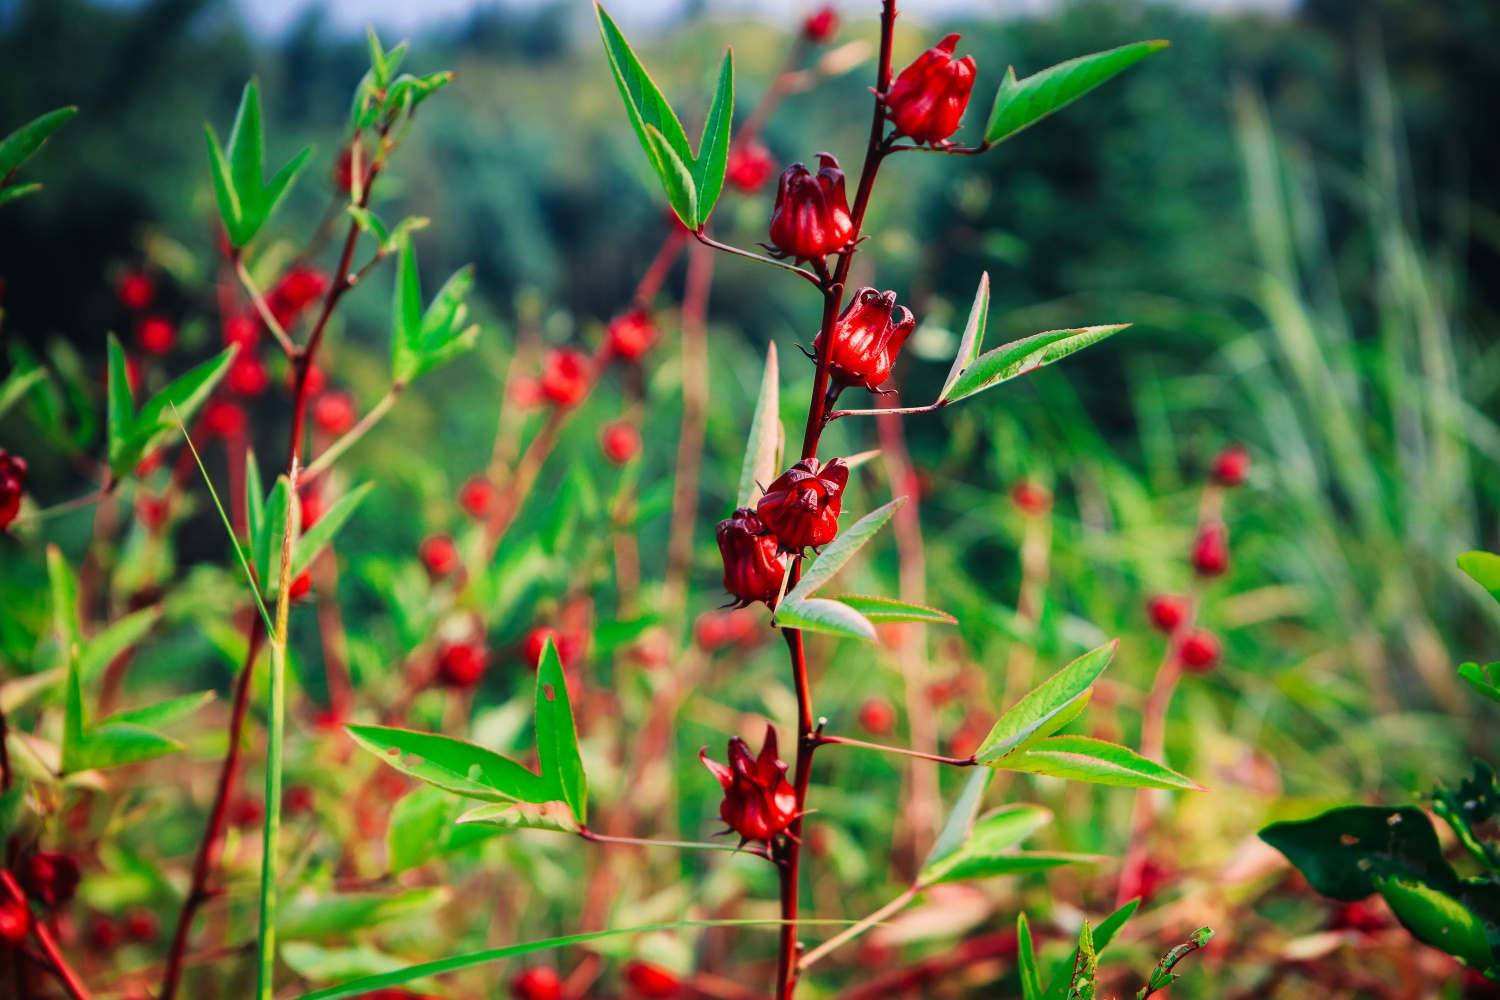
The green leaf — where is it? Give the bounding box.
[737,342,780,509]
[534,638,588,825]
[1068,921,1098,1000]
[283,942,428,988]
[278,888,448,941]
[1259,805,1457,901]
[105,334,136,474]
[1018,914,1043,1000]
[691,50,734,226]
[386,786,501,874]
[383,72,455,118]
[116,345,238,476]
[67,724,184,772]
[1375,877,1495,969]
[206,81,312,247]
[643,123,697,229]
[1136,927,1214,999]
[389,236,479,385]
[0,367,46,420]
[772,597,876,642]
[0,182,41,207]
[923,769,993,876]
[455,800,580,834]
[938,271,989,403]
[1459,661,1500,705]
[77,607,162,685]
[0,107,77,180]
[595,3,695,203]
[919,803,1075,885]
[1458,551,1500,605]
[102,690,214,730]
[947,325,1129,403]
[781,497,905,606]
[984,41,1168,145]
[246,450,265,545]
[255,476,294,588]
[828,595,956,625]
[47,544,82,655]
[975,642,1116,764]
[994,735,1201,791]
[1094,898,1141,952]
[927,850,1099,885]
[347,725,553,805]
[291,483,374,576]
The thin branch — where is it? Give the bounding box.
[815,733,975,767]
[234,257,297,358]
[693,231,822,287]
[8,487,110,526]
[301,385,402,483]
[887,141,990,156]
[578,828,774,863]
[827,400,945,421]
[798,885,917,972]
[1,871,91,1000]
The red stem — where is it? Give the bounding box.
[2,871,91,1000]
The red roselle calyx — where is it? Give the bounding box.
[1178,629,1220,671]
[0,449,28,531]
[699,724,798,844]
[814,287,915,393]
[227,354,269,397]
[540,348,590,407]
[768,153,854,262]
[858,697,896,736]
[1192,521,1229,577]
[510,967,564,1000]
[716,507,788,607]
[0,894,28,945]
[21,851,80,908]
[118,270,154,311]
[1011,481,1052,515]
[436,641,489,688]
[882,33,977,146]
[726,140,776,193]
[1146,594,1187,634]
[600,420,641,465]
[136,315,176,355]
[419,534,460,578]
[288,570,313,602]
[757,457,849,551]
[202,400,247,438]
[522,626,582,670]
[605,310,656,361]
[801,5,838,43]
[459,476,499,520]
[624,960,683,998]
[1211,443,1251,487]
[268,265,329,327]
[313,391,357,435]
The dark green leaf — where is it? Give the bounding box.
[984,41,1168,145]
[1259,805,1457,900]
[691,51,734,225]
[0,107,77,179]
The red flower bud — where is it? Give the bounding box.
[1330,900,1387,934]
[858,697,895,736]
[460,476,499,520]
[1191,522,1229,577]
[333,146,356,193]
[124,908,159,943]
[137,494,170,531]
[223,312,260,350]
[814,287,915,393]
[0,895,29,945]
[230,796,264,829]
[768,153,853,261]
[202,400,247,439]
[227,355,269,397]
[268,266,329,326]
[624,960,682,998]
[601,421,641,465]
[1011,481,1052,515]
[1118,857,1172,906]
[21,852,80,908]
[117,270,154,311]
[802,5,838,42]
[302,364,328,397]
[1146,594,1187,634]
[87,914,121,952]
[522,626,582,670]
[716,507,788,607]
[699,724,798,843]
[436,641,489,688]
[882,34,977,146]
[313,391,357,435]
[283,784,316,817]
[606,310,656,361]
[1178,629,1220,672]
[1211,444,1250,487]
[726,140,776,193]
[0,449,28,531]
[540,349,590,407]
[419,534,460,579]
[511,967,564,1000]
[288,570,313,602]
[136,315,175,355]
[757,457,849,552]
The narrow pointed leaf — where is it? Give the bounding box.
[0,368,45,419]
[975,641,1115,763]
[390,235,425,383]
[70,724,184,771]
[228,80,267,206]
[644,123,697,228]
[205,124,244,238]
[78,606,161,684]
[919,802,1053,883]
[1068,921,1098,1000]
[782,497,906,605]
[927,850,1102,885]
[1458,550,1500,605]
[829,595,956,625]
[103,690,215,729]
[0,183,41,207]
[737,342,780,508]
[346,725,554,804]
[291,482,374,576]
[938,271,989,402]
[1458,661,1500,705]
[0,106,77,177]
[984,41,1169,145]
[947,325,1129,402]
[772,596,876,642]
[105,334,135,472]
[455,800,580,834]
[1018,914,1043,1000]
[595,3,694,176]
[923,768,993,875]
[993,735,1201,791]
[691,50,734,225]
[123,345,238,474]
[534,638,588,824]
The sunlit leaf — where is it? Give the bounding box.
[829,595,956,625]
[975,642,1115,763]
[993,735,1200,791]
[938,271,989,402]
[781,498,905,605]
[534,638,588,824]
[984,41,1168,145]
[946,325,1129,403]
[346,725,553,804]
[737,342,780,509]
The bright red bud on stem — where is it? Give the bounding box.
[118,270,154,311]
[540,348,590,407]
[1179,629,1220,671]
[768,153,853,262]
[624,960,683,998]
[605,310,656,361]
[1146,594,1187,633]
[801,5,838,43]
[460,476,499,520]
[700,724,798,844]
[436,641,489,688]
[0,449,28,531]
[726,140,776,193]
[136,315,176,355]
[814,287,915,393]
[419,534,460,578]
[716,507,788,607]
[1011,481,1052,515]
[1192,522,1229,577]
[510,966,563,1000]
[601,420,641,465]
[757,457,849,551]
[883,33,977,146]
[313,391,357,435]
[1211,444,1251,487]
[0,895,28,945]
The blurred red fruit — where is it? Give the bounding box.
[87,914,121,951]
[138,495,170,531]
[511,966,564,1000]
[858,697,895,736]
[117,270,154,311]
[284,785,316,817]
[606,310,656,361]
[0,450,28,532]
[202,400,247,439]
[1011,481,1051,515]
[802,5,838,42]
[230,797,264,829]
[1146,594,1187,634]
[124,908,159,943]
[624,960,682,998]
[136,315,175,355]
[420,535,460,578]
[1118,857,1172,905]
[0,895,28,945]
[300,363,328,396]
[313,391,357,435]
[1191,522,1229,577]
[601,421,641,465]
[227,355,269,397]
[726,140,776,193]
[288,571,313,602]
[1178,629,1220,672]
[1330,899,1386,934]
[223,312,259,349]
[299,487,325,529]
[540,348,590,407]
[22,852,80,908]
[268,266,329,326]
[460,476,499,520]
[1211,444,1250,487]
[436,641,489,688]
[523,626,581,669]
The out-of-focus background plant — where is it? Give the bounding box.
[2,0,1499,997]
